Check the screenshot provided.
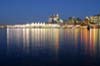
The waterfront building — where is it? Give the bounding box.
[48,14,63,24]
[67,17,82,25]
[67,17,75,24]
[90,14,100,25]
[84,16,90,25]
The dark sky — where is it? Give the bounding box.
[0,0,100,24]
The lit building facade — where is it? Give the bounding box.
[48,14,63,23]
[90,15,100,25]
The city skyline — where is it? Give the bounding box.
[0,0,100,24]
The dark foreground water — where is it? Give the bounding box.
[0,28,100,66]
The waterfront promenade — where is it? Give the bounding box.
[0,23,100,29]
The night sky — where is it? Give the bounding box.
[0,0,100,24]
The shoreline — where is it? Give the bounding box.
[0,24,100,29]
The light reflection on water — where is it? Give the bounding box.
[5,28,100,65]
[7,28,60,57]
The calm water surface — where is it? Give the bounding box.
[0,28,100,66]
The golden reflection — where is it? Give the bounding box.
[52,28,60,61]
[31,28,46,48]
[74,29,80,48]
[51,28,59,55]
[7,28,24,54]
[80,28,83,45]
[80,28,99,56]
[7,28,9,48]
[83,29,90,54]
[16,29,23,47]
[30,28,59,51]
[89,29,97,56]
[53,29,59,49]
[7,27,100,57]
[7,28,10,54]
[96,29,100,53]
[64,29,74,44]
[23,28,30,53]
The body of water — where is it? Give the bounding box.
[0,28,100,66]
